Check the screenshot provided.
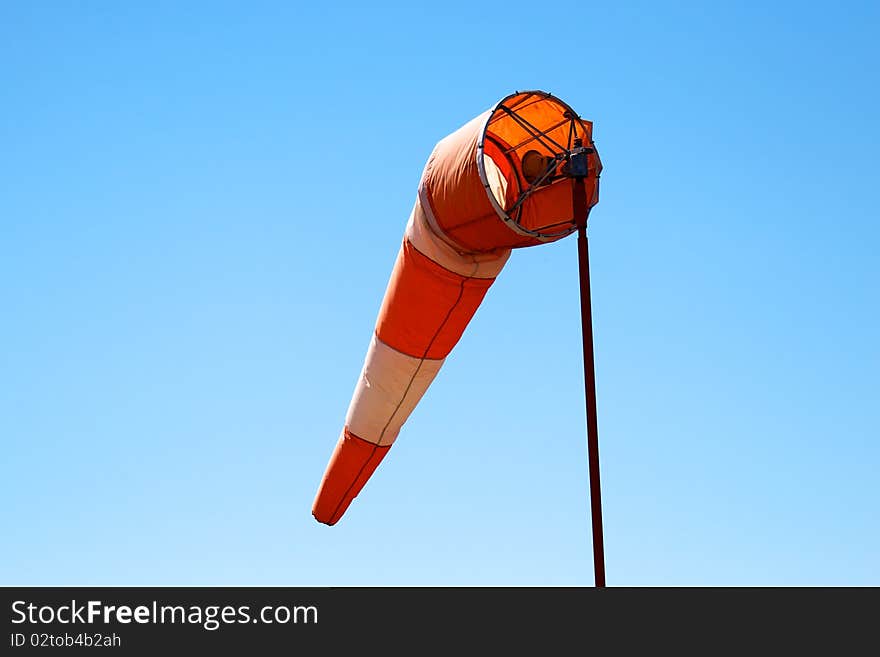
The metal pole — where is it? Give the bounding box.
[573,177,606,588]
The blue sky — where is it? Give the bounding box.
[2,1,877,586]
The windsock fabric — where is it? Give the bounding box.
[311,191,510,526]
[312,91,600,525]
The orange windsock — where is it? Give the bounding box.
[312,91,601,525]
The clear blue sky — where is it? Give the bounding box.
[2,1,877,586]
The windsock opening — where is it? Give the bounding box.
[419,90,601,255]
[479,91,601,241]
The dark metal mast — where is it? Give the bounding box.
[570,139,606,587]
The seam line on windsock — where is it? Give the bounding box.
[441,212,501,234]
[370,331,445,364]
[408,241,483,280]
[327,258,480,524]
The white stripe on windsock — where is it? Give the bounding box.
[345,333,445,447]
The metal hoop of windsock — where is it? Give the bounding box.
[312,90,602,526]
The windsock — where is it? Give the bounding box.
[312,90,601,525]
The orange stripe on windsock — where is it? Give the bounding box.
[376,239,495,360]
[312,428,391,526]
